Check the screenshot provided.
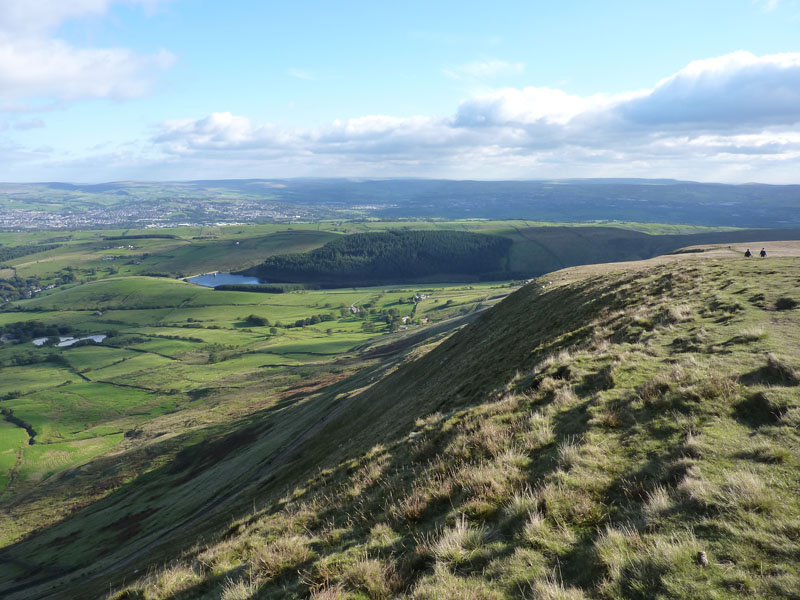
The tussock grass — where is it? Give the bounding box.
[663,303,693,324]
[104,259,800,600]
[736,440,790,464]
[220,577,258,600]
[340,556,400,599]
[413,563,505,599]
[553,386,579,407]
[642,485,672,526]
[765,353,800,385]
[679,466,778,513]
[523,410,554,449]
[431,516,493,569]
[367,522,402,549]
[522,511,576,555]
[738,325,767,341]
[595,524,640,582]
[557,436,583,470]
[530,576,589,600]
[251,534,315,579]
[536,481,605,527]
[503,488,539,520]
[308,584,346,600]
[106,564,201,600]
[721,469,778,513]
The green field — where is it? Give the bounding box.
[3,216,800,599]
[0,267,516,538]
[5,220,787,528]
[0,420,28,491]
[1,245,798,599]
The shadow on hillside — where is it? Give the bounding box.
[733,392,787,428]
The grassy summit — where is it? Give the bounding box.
[90,253,800,600]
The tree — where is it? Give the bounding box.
[246,314,270,326]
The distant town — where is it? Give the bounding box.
[0,203,315,230]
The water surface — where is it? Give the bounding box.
[33,334,107,347]
[187,273,264,287]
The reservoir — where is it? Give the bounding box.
[33,334,107,347]
[187,272,264,287]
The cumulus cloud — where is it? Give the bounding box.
[620,52,800,127]
[0,0,167,34]
[0,39,174,101]
[151,52,800,181]
[0,0,173,108]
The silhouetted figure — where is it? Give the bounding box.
[760,248,767,258]
[744,249,752,257]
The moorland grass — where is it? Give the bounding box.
[98,257,800,600]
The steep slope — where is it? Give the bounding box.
[96,254,800,600]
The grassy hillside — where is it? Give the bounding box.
[2,251,796,598]
[4,221,800,300]
[0,272,514,557]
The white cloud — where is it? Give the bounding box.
[144,51,800,182]
[0,0,173,109]
[444,59,525,81]
[0,0,166,34]
[619,51,800,127]
[0,38,174,101]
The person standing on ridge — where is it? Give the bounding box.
[760,248,767,257]
[745,249,752,257]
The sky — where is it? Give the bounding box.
[2,0,800,183]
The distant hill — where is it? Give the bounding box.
[2,178,800,228]
[242,226,800,285]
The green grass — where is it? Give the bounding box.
[3,382,164,444]
[87,256,800,600]
[0,271,516,554]
[0,420,28,492]
[0,364,79,396]
[62,346,140,372]
[17,434,124,485]
[4,228,798,599]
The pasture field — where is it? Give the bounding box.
[0,420,28,491]
[16,434,124,485]
[1,364,80,396]
[0,270,517,541]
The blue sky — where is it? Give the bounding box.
[2,0,800,182]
